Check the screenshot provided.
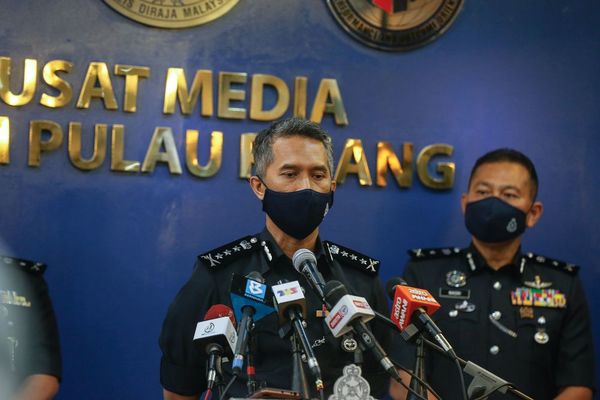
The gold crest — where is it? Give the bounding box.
[104,0,239,29]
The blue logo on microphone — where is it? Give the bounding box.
[245,279,266,301]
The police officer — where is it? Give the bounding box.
[392,149,595,400]
[0,255,62,400]
[159,118,401,399]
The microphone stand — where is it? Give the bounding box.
[407,335,427,400]
[279,323,311,400]
[373,311,534,400]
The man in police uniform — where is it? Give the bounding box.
[1,255,62,400]
[392,149,595,399]
[159,118,402,399]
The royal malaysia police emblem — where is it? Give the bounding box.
[326,0,464,51]
[104,0,239,29]
[445,270,467,287]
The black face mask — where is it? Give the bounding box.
[465,197,528,243]
[260,181,334,240]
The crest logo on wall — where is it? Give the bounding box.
[104,0,239,29]
[326,0,464,51]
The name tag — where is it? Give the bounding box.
[439,288,470,299]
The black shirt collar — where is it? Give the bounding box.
[465,242,525,277]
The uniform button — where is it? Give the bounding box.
[449,310,458,318]
[491,311,502,320]
[489,345,500,355]
[537,316,546,325]
[493,281,502,290]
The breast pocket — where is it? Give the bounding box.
[515,309,561,367]
[434,307,481,359]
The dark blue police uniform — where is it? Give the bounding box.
[159,229,398,398]
[402,245,595,399]
[0,255,62,399]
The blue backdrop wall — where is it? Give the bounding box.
[0,1,598,398]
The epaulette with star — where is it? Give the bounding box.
[324,241,380,276]
[524,252,579,275]
[198,235,261,269]
[408,247,463,260]
[1,255,46,275]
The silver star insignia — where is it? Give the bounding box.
[223,250,232,256]
[233,246,241,252]
[350,255,358,261]
[360,259,367,265]
[215,253,223,259]
[341,251,349,257]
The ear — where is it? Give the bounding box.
[460,193,468,214]
[526,201,543,228]
[331,179,337,192]
[249,175,266,200]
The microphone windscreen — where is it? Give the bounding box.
[323,280,347,305]
[385,277,408,299]
[204,304,236,327]
[292,248,317,272]
[246,270,265,283]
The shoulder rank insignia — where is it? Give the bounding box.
[1,255,46,275]
[408,247,462,260]
[524,252,579,275]
[198,236,260,269]
[324,241,380,276]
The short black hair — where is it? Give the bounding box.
[252,117,333,177]
[468,148,539,198]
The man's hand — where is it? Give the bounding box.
[163,389,198,400]
[13,374,59,400]
[389,370,436,400]
[554,386,593,400]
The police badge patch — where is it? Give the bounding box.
[326,0,464,51]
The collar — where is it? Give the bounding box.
[256,228,328,274]
[464,243,526,277]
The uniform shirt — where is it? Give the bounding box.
[159,229,398,398]
[0,256,62,398]
[401,245,595,400]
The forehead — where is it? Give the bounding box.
[269,135,328,166]
[469,161,532,189]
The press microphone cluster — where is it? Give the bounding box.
[386,278,457,358]
[292,248,401,383]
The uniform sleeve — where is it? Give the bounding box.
[554,275,596,391]
[159,262,219,396]
[22,275,62,379]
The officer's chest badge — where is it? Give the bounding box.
[523,275,552,289]
[519,306,534,319]
[446,270,467,288]
[510,287,566,308]
[0,290,32,307]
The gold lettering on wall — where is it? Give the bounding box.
[0,116,9,164]
[376,142,413,187]
[68,122,108,170]
[186,129,223,178]
[249,74,289,121]
[335,138,372,186]
[416,144,455,189]
[111,124,140,173]
[239,133,256,178]
[76,62,118,110]
[0,57,37,106]
[40,60,73,109]
[141,127,182,174]
[310,79,348,125]
[29,120,63,167]
[293,76,308,119]
[163,68,213,115]
[114,65,150,113]
[218,72,247,119]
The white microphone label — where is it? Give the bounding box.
[193,316,237,353]
[272,281,304,304]
[325,294,375,337]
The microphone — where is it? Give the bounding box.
[193,304,237,390]
[272,280,324,393]
[386,278,456,358]
[229,271,275,376]
[323,280,401,382]
[292,248,326,301]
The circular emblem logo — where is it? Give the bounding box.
[104,0,239,29]
[326,0,464,51]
